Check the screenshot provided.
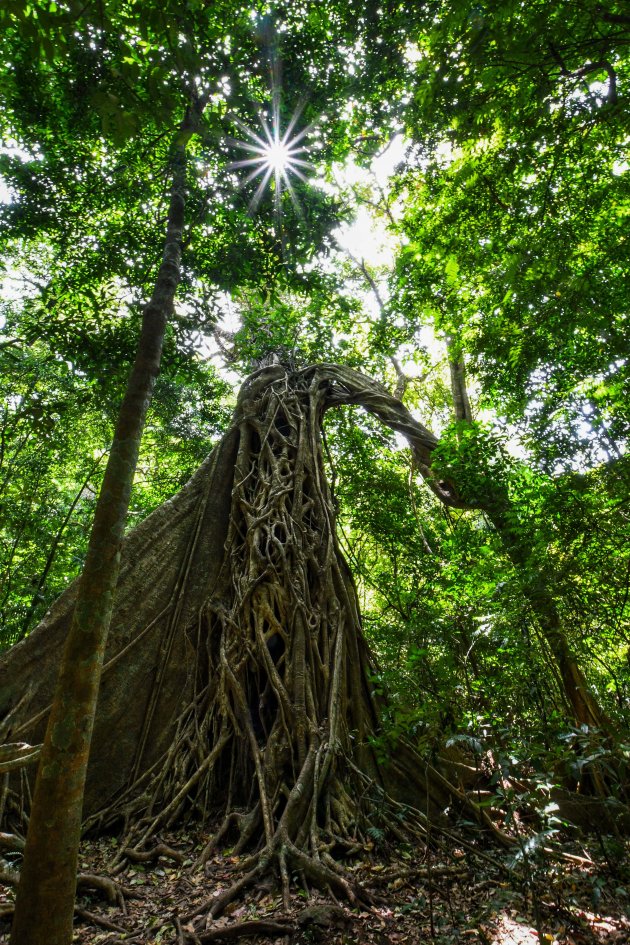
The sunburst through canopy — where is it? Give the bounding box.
[230,105,314,217]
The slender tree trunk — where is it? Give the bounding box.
[442,337,612,735]
[10,103,201,945]
[445,335,472,425]
[487,500,612,733]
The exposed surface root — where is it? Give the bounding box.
[0,866,134,907]
[0,743,41,775]
[187,904,354,943]
[69,365,463,902]
[0,834,23,855]
[76,873,137,907]
[193,918,294,942]
[73,908,127,934]
[0,904,129,935]
[122,842,185,866]
[185,834,370,925]
[0,365,524,918]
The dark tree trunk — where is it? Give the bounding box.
[9,104,200,945]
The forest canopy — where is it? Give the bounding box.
[0,2,629,945]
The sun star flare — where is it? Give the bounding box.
[230,105,314,216]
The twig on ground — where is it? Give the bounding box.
[174,913,186,945]
[74,906,128,933]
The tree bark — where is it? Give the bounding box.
[445,335,472,425]
[9,103,201,945]
[2,363,515,909]
[442,338,612,736]
[485,499,613,733]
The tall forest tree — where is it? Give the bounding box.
[342,0,630,741]
[0,3,349,942]
[1,362,519,931]
[0,2,629,944]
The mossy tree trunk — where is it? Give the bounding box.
[443,338,612,736]
[9,102,202,945]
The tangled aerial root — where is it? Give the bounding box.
[72,365,515,917]
[1,364,516,930]
[86,369,444,873]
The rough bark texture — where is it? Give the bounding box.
[443,337,612,737]
[445,336,473,426]
[486,501,614,735]
[8,105,200,945]
[3,364,511,916]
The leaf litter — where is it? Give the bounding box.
[1,823,628,945]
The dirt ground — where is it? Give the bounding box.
[1,826,628,945]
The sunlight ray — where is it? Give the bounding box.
[249,165,275,213]
[280,99,307,144]
[242,162,273,186]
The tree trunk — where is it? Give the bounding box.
[486,500,613,733]
[9,103,201,945]
[3,363,517,920]
[445,335,472,425]
[442,338,612,736]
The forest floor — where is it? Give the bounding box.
[1,825,628,945]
